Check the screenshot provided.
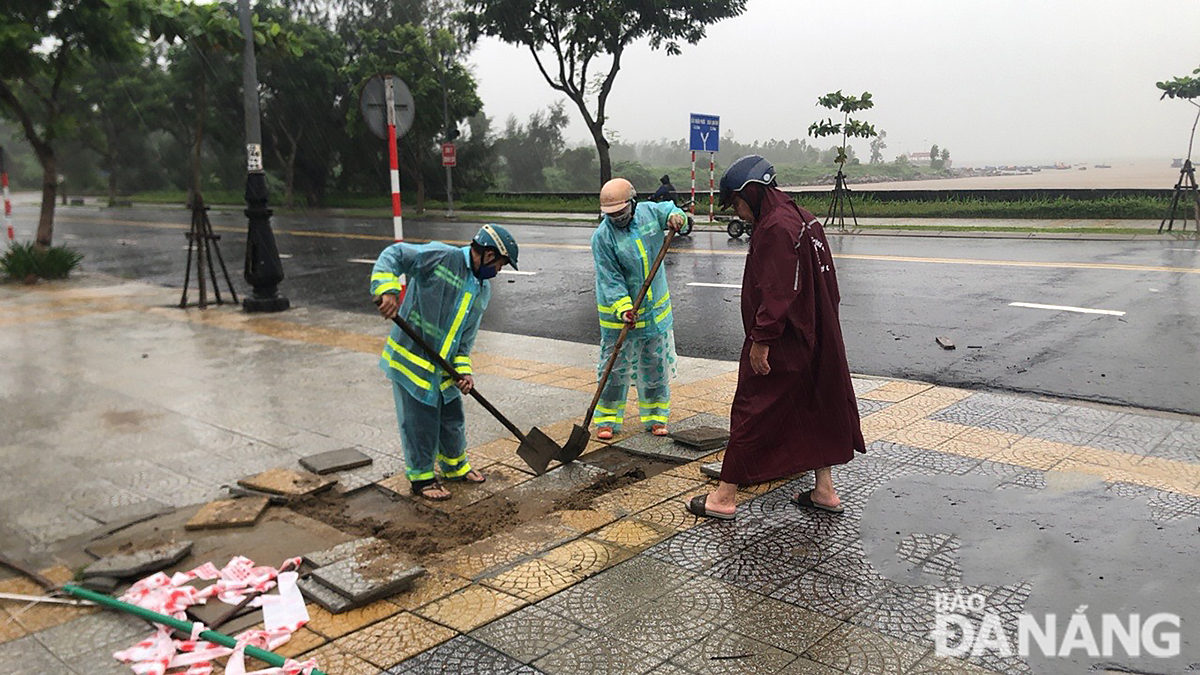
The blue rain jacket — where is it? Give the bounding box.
[591,200,685,338]
[370,242,490,406]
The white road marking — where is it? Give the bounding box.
[500,269,536,276]
[348,258,377,264]
[1167,248,1198,252]
[1008,302,1125,317]
[688,282,740,289]
[279,253,293,259]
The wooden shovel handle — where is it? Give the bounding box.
[378,303,528,443]
[583,228,676,426]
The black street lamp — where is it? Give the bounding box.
[237,0,289,313]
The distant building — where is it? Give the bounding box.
[908,152,933,165]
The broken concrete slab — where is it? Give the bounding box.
[701,462,722,479]
[668,426,730,451]
[310,548,424,605]
[83,540,193,579]
[299,448,373,475]
[297,576,354,614]
[303,537,385,568]
[504,462,613,504]
[184,497,270,531]
[237,468,336,497]
[79,576,120,594]
[936,336,956,350]
[222,484,291,505]
[613,414,731,463]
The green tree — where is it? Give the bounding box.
[808,90,877,170]
[1158,64,1200,161]
[940,147,950,168]
[342,23,482,211]
[929,143,941,169]
[461,0,747,186]
[0,0,162,247]
[495,102,568,191]
[869,129,887,164]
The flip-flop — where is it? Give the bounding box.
[596,428,614,440]
[650,425,669,436]
[444,469,486,484]
[411,482,452,501]
[791,489,844,514]
[686,494,735,521]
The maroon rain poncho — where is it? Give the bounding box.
[719,187,865,485]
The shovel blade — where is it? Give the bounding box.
[558,424,590,465]
[516,427,565,476]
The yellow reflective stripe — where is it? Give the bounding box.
[455,365,473,375]
[387,337,434,371]
[371,272,397,282]
[639,401,670,409]
[640,414,669,423]
[653,291,671,309]
[375,281,402,293]
[635,238,652,303]
[600,319,646,329]
[592,415,621,424]
[406,469,436,481]
[655,305,672,324]
[382,352,432,389]
[442,462,472,478]
[594,405,619,414]
[598,297,634,314]
[453,355,471,364]
[440,377,457,391]
[434,264,464,289]
[440,292,473,359]
[437,453,466,466]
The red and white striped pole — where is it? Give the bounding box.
[690,151,696,216]
[708,152,715,223]
[385,77,403,243]
[1,146,12,241]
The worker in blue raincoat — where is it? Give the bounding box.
[372,224,520,501]
[592,177,686,439]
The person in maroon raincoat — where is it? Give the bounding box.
[687,155,865,520]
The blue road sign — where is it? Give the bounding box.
[689,113,719,153]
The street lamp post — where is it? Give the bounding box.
[237,0,289,313]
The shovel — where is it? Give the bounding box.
[378,305,572,475]
[561,228,677,459]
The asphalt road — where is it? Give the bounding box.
[20,205,1200,416]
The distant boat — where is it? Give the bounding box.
[1078,167,1087,170]
[1095,164,1111,169]
[1173,158,1184,168]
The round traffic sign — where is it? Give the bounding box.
[360,75,415,140]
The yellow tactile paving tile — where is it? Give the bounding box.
[633,500,698,532]
[884,427,952,451]
[911,386,974,403]
[0,567,96,632]
[636,473,706,498]
[305,599,401,639]
[951,426,1023,449]
[333,612,456,669]
[0,607,28,644]
[933,438,1004,461]
[1137,456,1200,485]
[388,569,472,612]
[988,446,1069,471]
[858,380,933,402]
[556,508,620,534]
[590,485,670,517]
[591,518,673,551]
[901,419,969,439]
[480,558,585,602]
[415,584,526,633]
[299,643,381,675]
[272,628,327,659]
[1066,447,1145,471]
[540,537,632,577]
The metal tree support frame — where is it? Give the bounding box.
[824,169,860,230]
[180,195,238,309]
[1158,159,1199,234]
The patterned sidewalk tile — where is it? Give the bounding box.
[471,604,586,664]
[415,584,526,633]
[333,612,455,669]
[306,599,401,639]
[802,622,930,675]
[298,643,379,675]
[670,627,798,674]
[388,635,527,674]
[388,569,473,612]
[540,537,632,577]
[591,518,673,552]
[770,570,891,621]
[533,630,667,675]
[481,558,586,602]
[539,557,695,629]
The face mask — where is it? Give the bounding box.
[474,254,500,280]
[609,202,634,228]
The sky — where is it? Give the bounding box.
[468,0,1200,166]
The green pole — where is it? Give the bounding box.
[61,585,327,675]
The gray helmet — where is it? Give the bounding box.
[718,154,776,208]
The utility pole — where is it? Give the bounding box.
[237,0,289,313]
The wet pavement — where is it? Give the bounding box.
[16,204,1200,416]
[1,276,1198,674]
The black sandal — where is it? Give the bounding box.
[686,494,735,521]
[411,481,452,501]
[791,489,844,514]
[443,469,486,484]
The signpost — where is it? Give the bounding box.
[1,146,12,241]
[442,143,457,168]
[689,113,719,222]
[360,75,415,242]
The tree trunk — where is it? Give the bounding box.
[588,121,609,184]
[191,71,207,204]
[107,158,118,206]
[36,151,58,249]
[283,147,296,209]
